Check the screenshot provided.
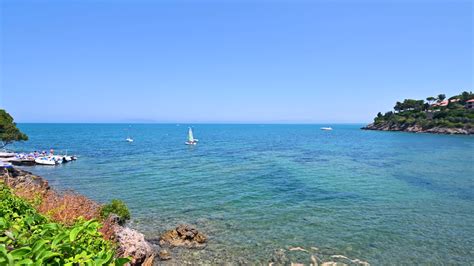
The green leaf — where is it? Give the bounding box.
[14,258,34,265]
[37,251,61,261]
[51,232,68,249]
[42,223,60,231]
[30,239,48,259]
[69,226,82,242]
[9,247,31,258]
[0,246,14,266]
[114,257,131,266]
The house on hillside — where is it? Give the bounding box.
[466,99,474,109]
[431,100,448,107]
[431,98,461,108]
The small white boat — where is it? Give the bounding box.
[125,125,134,142]
[185,127,199,145]
[0,162,13,168]
[51,155,64,164]
[62,150,73,162]
[35,157,57,165]
[320,127,333,131]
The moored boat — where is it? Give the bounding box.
[35,157,57,165]
[320,127,333,131]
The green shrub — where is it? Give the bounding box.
[100,200,131,225]
[0,184,130,265]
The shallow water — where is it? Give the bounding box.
[12,124,474,264]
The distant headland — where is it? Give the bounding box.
[363,91,474,135]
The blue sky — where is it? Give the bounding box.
[1,0,472,123]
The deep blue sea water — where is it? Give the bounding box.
[11,124,474,264]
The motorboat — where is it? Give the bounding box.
[51,156,64,164]
[0,162,13,169]
[320,127,333,131]
[35,157,57,165]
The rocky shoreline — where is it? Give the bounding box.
[1,167,374,265]
[0,167,209,265]
[362,122,474,135]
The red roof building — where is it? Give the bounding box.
[466,99,474,109]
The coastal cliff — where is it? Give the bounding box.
[362,122,474,135]
[362,91,474,135]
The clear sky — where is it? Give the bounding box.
[0,0,472,123]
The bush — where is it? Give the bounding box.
[38,191,101,226]
[0,184,129,265]
[100,200,130,225]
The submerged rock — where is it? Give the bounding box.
[159,224,207,248]
[321,262,347,266]
[158,249,172,260]
[289,247,308,252]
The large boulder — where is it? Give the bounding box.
[114,225,155,265]
[159,224,207,248]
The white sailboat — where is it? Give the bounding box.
[126,126,134,142]
[185,127,198,145]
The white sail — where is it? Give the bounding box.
[188,127,194,142]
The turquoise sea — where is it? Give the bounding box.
[12,124,474,264]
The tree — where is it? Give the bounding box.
[0,109,28,149]
[426,96,436,105]
[394,102,402,112]
[437,94,446,102]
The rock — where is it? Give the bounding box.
[271,249,288,264]
[159,224,207,248]
[331,255,350,260]
[115,226,155,265]
[362,122,474,135]
[289,247,308,252]
[351,259,370,266]
[321,262,347,266]
[158,249,172,260]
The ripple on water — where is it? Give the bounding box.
[13,124,474,264]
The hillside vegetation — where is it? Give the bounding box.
[364,91,474,134]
